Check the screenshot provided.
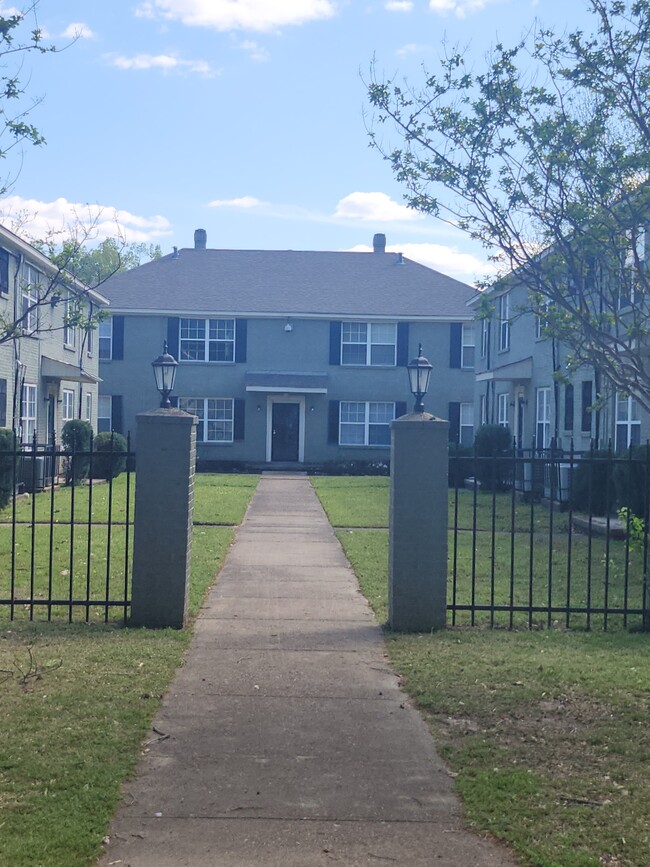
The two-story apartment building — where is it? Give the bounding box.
[0,224,108,444]
[472,278,647,453]
[98,230,476,467]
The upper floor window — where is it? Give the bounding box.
[63,293,76,348]
[619,227,645,309]
[179,318,235,362]
[21,264,42,334]
[535,301,549,340]
[99,319,113,359]
[461,324,475,369]
[498,292,510,351]
[341,322,396,366]
[339,401,395,446]
[178,397,234,442]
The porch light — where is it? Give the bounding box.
[151,341,178,408]
[407,344,433,413]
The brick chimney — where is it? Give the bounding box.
[373,233,386,253]
[194,228,207,250]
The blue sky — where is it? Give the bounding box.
[0,0,591,284]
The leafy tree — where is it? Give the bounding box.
[67,238,162,287]
[0,2,58,195]
[368,0,650,409]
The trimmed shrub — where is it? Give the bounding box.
[448,443,474,488]
[613,445,650,518]
[61,419,92,485]
[91,431,127,480]
[473,424,513,491]
[0,428,16,510]
[570,450,615,516]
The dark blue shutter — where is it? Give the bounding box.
[448,401,460,443]
[329,322,342,365]
[111,395,123,434]
[328,400,340,444]
[0,378,7,427]
[167,317,180,359]
[235,319,247,363]
[395,401,407,419]
[234,399,245,440]
[396,322,410,366]
[112,316,124,360]
[449,323,462,369]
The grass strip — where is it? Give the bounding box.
[313,476,650,867]
[0,473,258,867]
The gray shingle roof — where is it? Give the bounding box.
[102,248,475,320]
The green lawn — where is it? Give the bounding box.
[312,475,650,867]
[312,476,647,631]
[0,473,258,867]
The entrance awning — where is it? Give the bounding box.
[245,372,328,394]
[476,357,532,383]
[41,356,101,384]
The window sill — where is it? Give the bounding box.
[339,364,397,369]
[337,443,390,449]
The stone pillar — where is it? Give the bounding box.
[389,412,448,632]
[130,408,197,628]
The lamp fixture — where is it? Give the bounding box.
[406,343,433,413]
[151,340,178,408]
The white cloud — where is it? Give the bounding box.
[333,192,423,223]
[208,196,270,208]
[385,1,413,11]
[428,0,495,16]
[348,241,492,282]
[236,40,270,62]
[0,196,173,245]
[61,22,94,39]
[396,42,426,56]
[106,53,219,77]
[135,0,337,32]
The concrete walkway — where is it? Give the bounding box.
[100,474,516,867]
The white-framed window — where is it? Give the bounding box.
[179,318,235,362]
[84,392,92,423]
[480,318,489,359]
[62,388,75,422]
[620,227,645,309]
[179,397,234,442]
[461,324,475,369]
[97,395,112,433]
[341,322,397,366]
[339,401,395,446]
[536,387,551,449]
[460,402,474,446]
[20,383,37,444]
[535,302,548,340]
[497,393,509,428]
[63,292,76,348]
[499,292,510,351]
[616,393,641,450]
[479,394,487,426]
[99,318,113,360]
[21,264,41,334]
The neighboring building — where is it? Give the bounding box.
[472,278,647,453]
[0,224,108,444]
[98,230,476,467]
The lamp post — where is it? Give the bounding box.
[406,344,433,413]
[151,341,178,408]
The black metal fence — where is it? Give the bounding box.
[0,432,134,623]
[448,442,650,630]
